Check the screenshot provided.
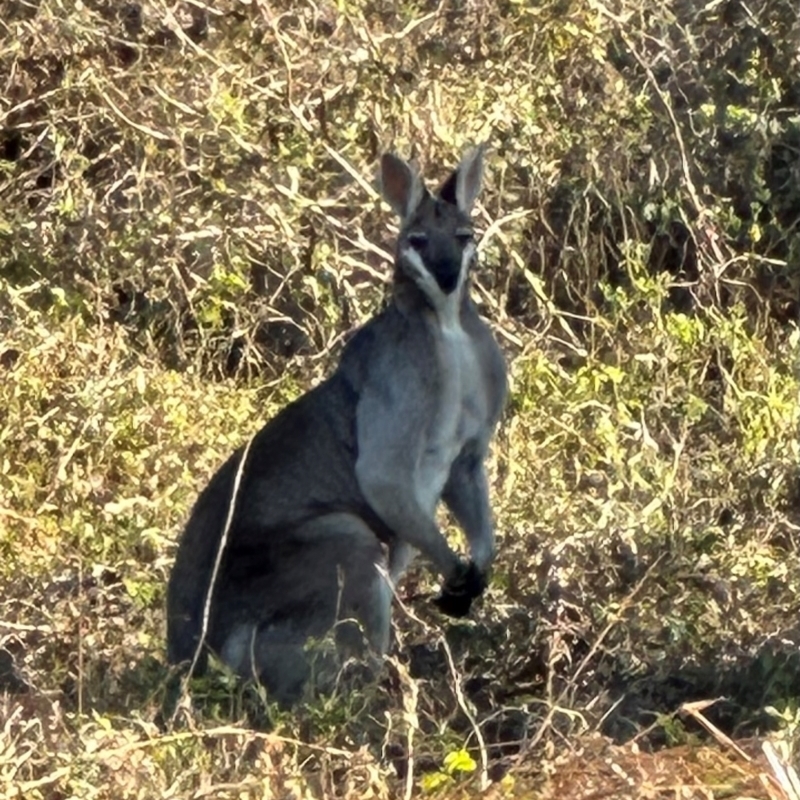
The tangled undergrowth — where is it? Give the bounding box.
[1,1,799,798]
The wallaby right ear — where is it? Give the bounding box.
[438,144,485,214]
[380,153,426,220]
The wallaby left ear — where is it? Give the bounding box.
[438,143,486,214]
[379,153,426,220]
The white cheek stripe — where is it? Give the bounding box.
[460,242,476,290]
[401,246,448,310]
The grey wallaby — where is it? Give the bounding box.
[166,146,508,706]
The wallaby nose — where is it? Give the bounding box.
[432,260,461,294]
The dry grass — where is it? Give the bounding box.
[2,1,800,797]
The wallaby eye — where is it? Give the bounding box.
[407,231,428,251]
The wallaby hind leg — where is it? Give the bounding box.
[295,512,393,661]
[221,621,310,707]
[218,513,392,704]
[334,531,394,659]
[389,540,417,583]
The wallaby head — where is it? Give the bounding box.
[380,146,485,315]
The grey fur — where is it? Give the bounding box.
[166,147,507,706]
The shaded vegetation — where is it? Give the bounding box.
[1,0,799,797]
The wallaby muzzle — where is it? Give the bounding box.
[424,235,464,294]
[433,260,462,294]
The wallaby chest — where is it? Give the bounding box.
[416,317,487,511]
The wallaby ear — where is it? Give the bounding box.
[380,153,426,219]
[438,144,486,214]
[438,168,459,207]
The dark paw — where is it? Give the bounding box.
[433,561,488,618]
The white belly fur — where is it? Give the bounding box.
[415,321,485,514]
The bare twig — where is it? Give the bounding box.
[182,433,257,688]
[441,633,490,792]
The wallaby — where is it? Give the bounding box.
[166,146,508,706]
